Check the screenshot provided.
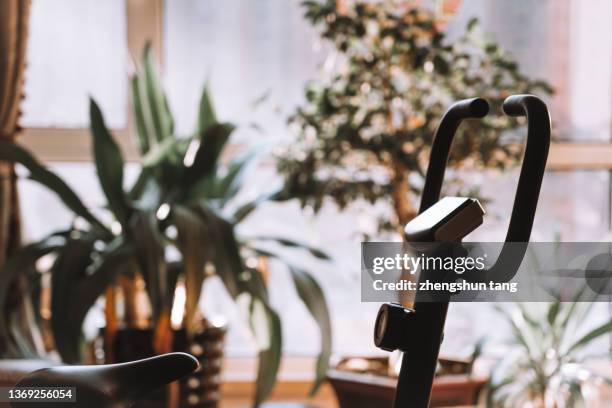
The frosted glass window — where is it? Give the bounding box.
[163,0,324,140]
[450,0,612,141]
[466,170,611,242]
[21,0,127,128]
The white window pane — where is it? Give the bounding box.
[164,0,324,140]
[21,0,127,129]
[450,0,612,141]
[467,170,610,241]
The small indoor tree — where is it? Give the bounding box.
[277,0,553,234]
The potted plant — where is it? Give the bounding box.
[487,299,612,407]
[0,45,332,407]
[277,0,553,235]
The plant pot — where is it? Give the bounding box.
[327,357,486,408]
[101,322,226,408]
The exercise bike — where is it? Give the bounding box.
[373,95,551,407]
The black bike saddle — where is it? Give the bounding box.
[12,352,198,407]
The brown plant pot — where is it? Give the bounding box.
[327,357,486,408]
[102,324,226,408]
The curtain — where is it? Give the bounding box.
[0,0,30,264]
[0,0,38,357]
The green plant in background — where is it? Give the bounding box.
[488,300,612,407]
[0,45,331,406]
[277,0,553,234]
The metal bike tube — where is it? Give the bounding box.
[393,98,489,408]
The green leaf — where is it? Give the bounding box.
[142,43,174,142]
[141,137,182,168]
[128,210,167,320]
[214,148,262,203]
[191,204,243,298]
[547,301,561,327]
[130,75,151,154]
[51,237,132,363]
[467,17,479,32]
[0,233,67,348]
[195,83,217,135]
[50,237,95,363]
[190,204,282,406]
[237,269,281,406]
[180,123,235,196]
[288,266,332,394]
[90,98,131,226]
[172,206,210,332]
[0,140,110,236]
[566,319,612,355]
[232,187,284,223]
[252,301,282,406]
[249,235,331,260]
[245,245,331,397]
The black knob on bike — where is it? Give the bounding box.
[374,303,415,352]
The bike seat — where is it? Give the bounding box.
[13,352,198,407]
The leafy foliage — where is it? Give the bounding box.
[0,45,332,406]
[277,0,554,232]
[488,300,612,407]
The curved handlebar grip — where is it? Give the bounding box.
[419,98,489,213]
[477,95,550,283]
[501,94,551,242]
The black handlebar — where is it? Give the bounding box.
[501,94,551,242]
[420,98,490,212]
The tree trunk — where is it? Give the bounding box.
[391,161,417,231]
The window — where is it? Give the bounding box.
[22,0,127,129]
[17,0,612,380]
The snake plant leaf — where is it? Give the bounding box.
[0,140,110,236]
[90,99,131,226]
[196,83,217,136]
[248,236,331,260]
[0,233,66,349]
[180,123,235,196]
[172,205,211,333]
[128,210,167,321]
[287,265,332,395]
[142,43,174,143]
